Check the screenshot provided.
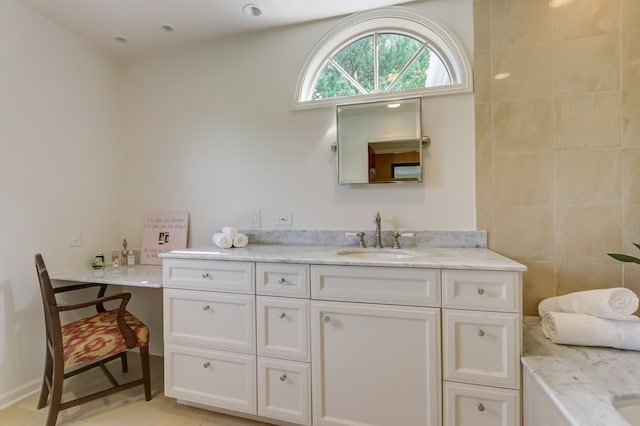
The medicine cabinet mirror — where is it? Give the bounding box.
[336,98,423,184]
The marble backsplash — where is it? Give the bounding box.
[238,229,487,249]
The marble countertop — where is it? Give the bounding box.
[522,316,640,426]
[51,264,163,288]
[159,245,526,271]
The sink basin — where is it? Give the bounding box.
[614,397,640,425]
[335,248,418,259]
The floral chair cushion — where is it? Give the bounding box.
[61,310,149,367]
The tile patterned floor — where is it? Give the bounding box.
[0,355,271,426]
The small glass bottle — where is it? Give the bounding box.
[127,250,135,266]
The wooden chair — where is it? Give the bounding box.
[35,253,151,425]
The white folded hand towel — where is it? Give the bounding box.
[538,287,639,320]
[541,311,640,351]
[233,233,249,248]
[221,226,238,240]
[212,232,232,249]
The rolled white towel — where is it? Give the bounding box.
[212,232,232,249]
[233,233,249,248]
[541,311,640,351]
[538,288,639,320]
[221,226,238,240]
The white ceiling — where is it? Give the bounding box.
[14,0,416,57]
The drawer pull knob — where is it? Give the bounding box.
[203,362,210,368]
[202,273,210,279]
[323,315,331,323]
[477,402,485,412]
[277,277,286,284]
[477,288,485,295]
[202,305,211,311]
[280,312,286,319]
[478,329,485,337]
[279,374,287,382]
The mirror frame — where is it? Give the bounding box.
[336,98,423,184]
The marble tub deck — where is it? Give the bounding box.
[522,316,640,426]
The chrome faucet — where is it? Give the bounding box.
[374,212,383,248]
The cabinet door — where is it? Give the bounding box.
[311,301,441,426]
[257,297,310,362]
[258,357,311,425]
[442,310,519,389]
[444,381,520,426]
[164,343,257,414]
[164,288,255,353]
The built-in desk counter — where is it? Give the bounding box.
[51,264,163,288]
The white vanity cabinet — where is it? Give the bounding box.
[256,262,311,426]
[441,269,522,426]
[162,260,257,414]
[310,265,442,426]
[161,251,524,426]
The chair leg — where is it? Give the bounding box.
[139,346,152,401]
[120,351,128,372]
[37,345,53,409]
[45,361,64,426]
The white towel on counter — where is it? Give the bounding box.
[221,226,238,240]
[212,232,232,249]
[232,233,249,248]
[541,311,640,351]
[538,288,639,321]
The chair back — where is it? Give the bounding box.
[35,254,63,353]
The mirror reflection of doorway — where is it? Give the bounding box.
[367,140,421,182]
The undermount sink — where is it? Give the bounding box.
[335,248,418,259]
[614,397,640,425]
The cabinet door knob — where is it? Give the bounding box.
[280,312,286,319]
[477,287,485,295]
[202,272,210,278]
[203,362,210,368]
[477,329,485,337]
[279,374,287,382]
[202,305,211,311]
[277,277,286,284]
[477,402,485,412]
[323,315,331,323]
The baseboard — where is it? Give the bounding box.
[0,378,40,410]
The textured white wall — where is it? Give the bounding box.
[120,0,475,247]
[0,0,122,407]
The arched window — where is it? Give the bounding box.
[295,7,472,108]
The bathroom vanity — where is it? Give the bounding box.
[160,243,525,426]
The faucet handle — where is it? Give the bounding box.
[345,232,367,248]
[392,232,416,249]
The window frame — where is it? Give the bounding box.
[293,7,472,109]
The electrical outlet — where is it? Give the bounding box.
[251,209,261,228]
[68,229,82,247]
[275,213,292,226]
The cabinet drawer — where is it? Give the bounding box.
[258,357,311,426]
[256,263,309,298]
[164,288,255,353]
[163,259,254,293]
[442,270,520,312]
[164,343,257,415]
[257,297,310,362]
[442,310,519,389]
[443,381,520,426]
[311,265,440,306]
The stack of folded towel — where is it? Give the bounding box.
[212,226,249,249]
[539,287,640,350]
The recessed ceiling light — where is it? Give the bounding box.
[114,36,128,44]
[549,0,574,7]
[161,25,175,33]
[387,103,401,109]
[494,72,511,80]
[243,4,263,17]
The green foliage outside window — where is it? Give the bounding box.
[312,32,436,100]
